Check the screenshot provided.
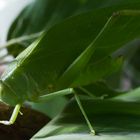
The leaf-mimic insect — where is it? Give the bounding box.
[0,10,140,135]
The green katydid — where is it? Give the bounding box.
[1,9,140,136]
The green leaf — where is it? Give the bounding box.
[31,97,140,139]
[6,0,107,56]
[29,97,68,118]
[112,87,140,102]
[31,134,140,140]
[7,0,140,56]
[8,0,140,40]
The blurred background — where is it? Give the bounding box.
[0,0,32,75]
[0,0,31,44]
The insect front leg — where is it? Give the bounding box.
[37,88,95,134]
[0,104,21,125]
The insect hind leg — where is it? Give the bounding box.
[37,88,95,134]
[74,92,95,135]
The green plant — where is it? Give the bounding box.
[1,0,140,139]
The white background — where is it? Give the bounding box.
[0,0,32,44]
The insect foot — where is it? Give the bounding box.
[0,120,13,125]
[74,93,96,135]
[90,129,96,135]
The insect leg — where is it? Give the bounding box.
[0,104,21,125]
[74,92,95,135]
[36,88,74,102]
[37,88,95,134]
